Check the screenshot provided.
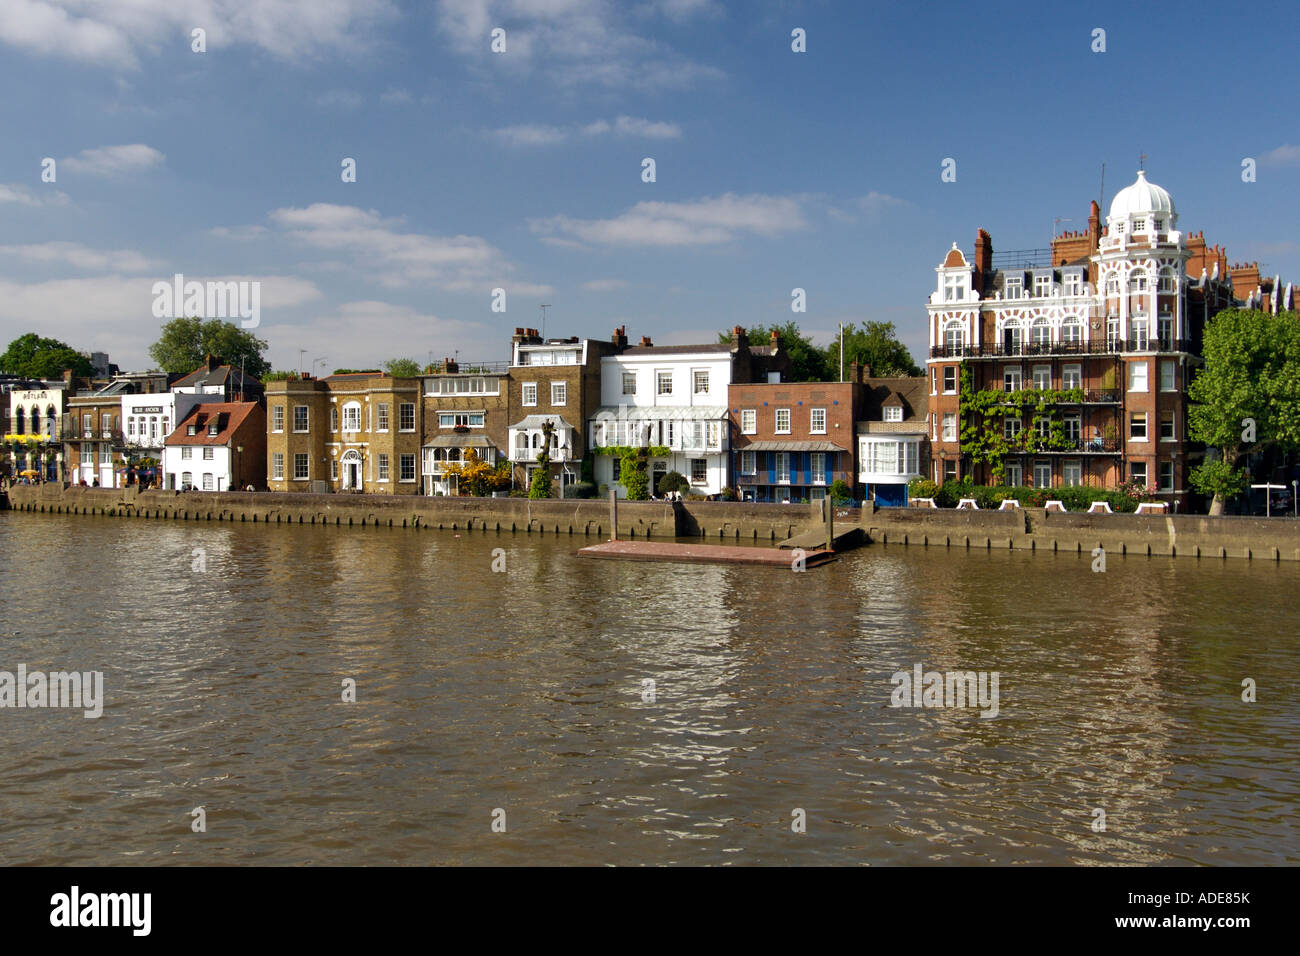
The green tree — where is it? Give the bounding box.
[148,317,270,378]
[1187,309,1300,514]
[830,321,921,377]
[719,322,830,382]
[0,333,93,379]
[383,358,423,378]
[528,419,555,499]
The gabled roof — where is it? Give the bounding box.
[861,377,928,422]
[165,402,261,445]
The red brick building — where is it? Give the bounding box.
[925,170,1249,509]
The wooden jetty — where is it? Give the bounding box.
[578,539,837,567]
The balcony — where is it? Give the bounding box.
[931,339,1192,360]
[510,447,571,463]
[1004,438,1121,455]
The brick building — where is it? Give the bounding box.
[855,369,929,506]
[421,357,511,495]
[162,402,266,491]
[729,368,861,503]
[926,170,1244,509]
[264,373,422,494]
[507,328,615,494]
[63,392,124,486]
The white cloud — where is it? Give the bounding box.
[581,278,626,291]
[0,241,157,273]
[531,193,808,247]
[61,143,164,177]
[492,115,680,145]
[0,0,397,69]
[262,300,497,372]
[315,89,364,109]
[434,0,723,89]
[265,202,549,293]
[491,123,569,146]
[380,87,413,104]
[0,182,70,206]
[1259,144,1300,167]
[208,225,269,241]
[857,191,905,212]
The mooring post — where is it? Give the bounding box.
[609,488,618,541]
[825,496,834,551]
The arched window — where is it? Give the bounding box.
[515,433,528,454]
[341,402,361,432]
[31,407,42,434]
[1061,317,1082,345]
[531,433,542,449]
[447,448,461,463]
[330,406,339,431]
[1130,269,1149,293]
[943,320,963,356]
[1105,273,1119,295]
[14,407,23,434]
[1158,267,1176,293]
[1030,318,1051,347]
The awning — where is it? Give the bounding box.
[423,435,500,450]
[738,440,847,453]
[508,414,578,431]
[592,405,728,421]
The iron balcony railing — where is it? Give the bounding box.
[1003,438,1122,454]
[931,338,1192,359]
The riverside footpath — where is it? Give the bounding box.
[5,484,1300,564]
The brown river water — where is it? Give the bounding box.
[0,511,1296,865]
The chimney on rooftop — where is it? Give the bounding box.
[973,229,992,295]
[640,336,653,347]
[730,325,749,351]
[611,325,628,349]
[769,329,780,350]
[1088,200,1100,256]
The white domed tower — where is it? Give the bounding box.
[1093,170,1190,352]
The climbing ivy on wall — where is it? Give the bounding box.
[958,364,1085,481]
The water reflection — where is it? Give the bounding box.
[0,512,1296,865]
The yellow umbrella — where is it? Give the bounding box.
[19,469,40,477]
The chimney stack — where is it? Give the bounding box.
[1088,200,1100,256]
[730,325,749,351]
[611,326,628,349]
[640,336,653,347]
[769,329,780,350]
[973,229,993,295]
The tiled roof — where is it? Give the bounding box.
[165,402,260,445]
[861,377,928,422]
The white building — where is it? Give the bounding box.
[122,392,220,456]
[590,343,738,497]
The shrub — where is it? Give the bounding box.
[563,481,597,499]
[657,470,688,496]
[528,467,553,499]
[828,478,854,503]
[908,477,940,500]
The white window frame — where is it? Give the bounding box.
[656,370,673,396]
[271,452,284,479]
[741,450,756,474]
[693,370,709,395]
[522,383,538,407]
[741,409,756,434]
[1032,365,1051,391]
[1062,364,1082,390]
[1129,361,1149,393]
[810,408,826,434]
[942,412,957,442]
[622,372,637,396]
[884,406,903,423]
[293,405,308,433]
[775,408,791,434]
[551,381,567,406]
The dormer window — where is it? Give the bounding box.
[884,406,903,423]
[1133,218,1147,233]
[1033,274,1052,298]
[1064,272,1082,296]
[1004,276,1023,299]
[943,273,966,301]
[208,422,219,437]
[187,425,197,436]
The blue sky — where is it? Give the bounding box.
[2,0,1297,375]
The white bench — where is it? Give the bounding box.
[1087,500,1113,514]
[998,499,1021,511]
[1135,501,1167,514]
[910,497,937,508]
[1044,500,1067,513]
[957,498,980,510]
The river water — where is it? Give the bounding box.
[1,511,1296,865]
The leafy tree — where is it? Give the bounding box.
[657,470,688,496]
[0,333,93,379]
[619,448,651,500]
[148,317,269,378]
[444,449,511,497]
[831,321,921,377]
[383,358,423,378]
[1187,309,1300,514]
[719,322,830,382]
[528,419,555,498]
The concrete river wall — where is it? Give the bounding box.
[5,485,1300,563]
